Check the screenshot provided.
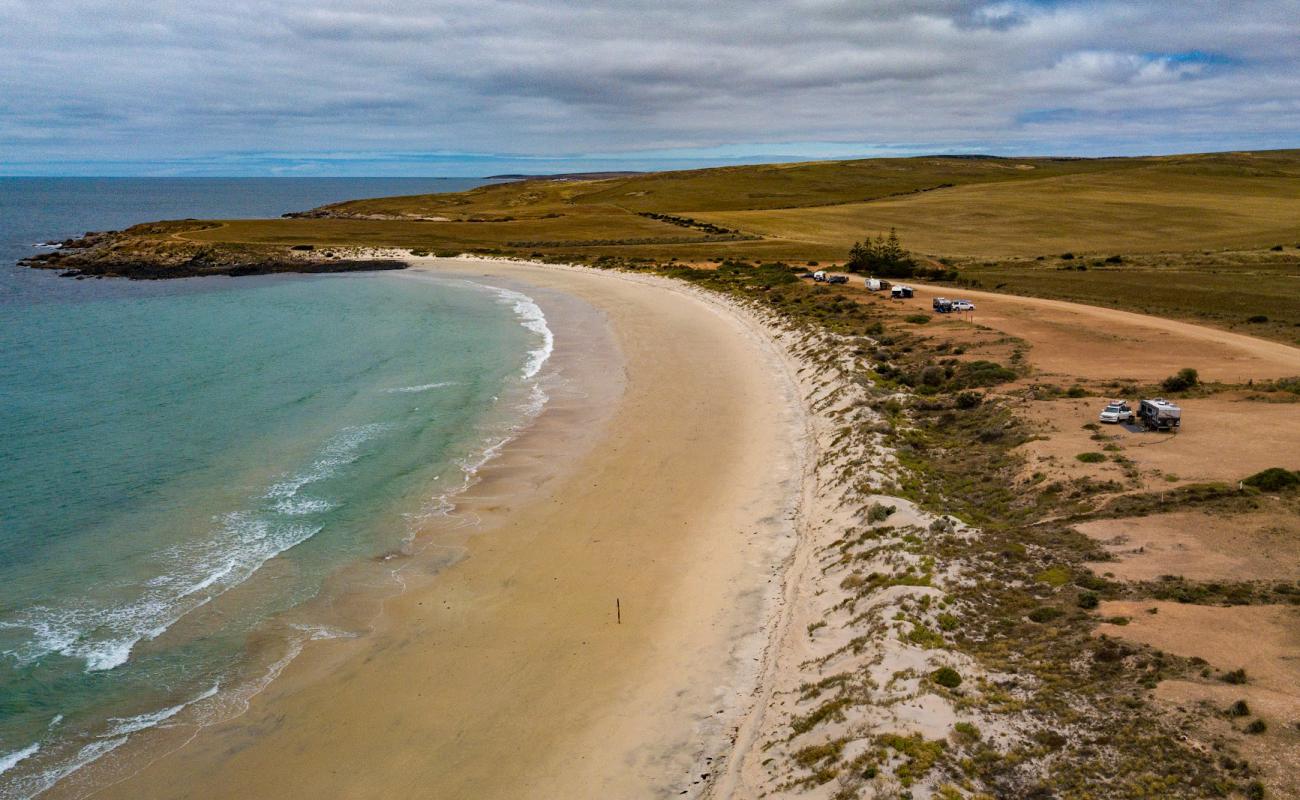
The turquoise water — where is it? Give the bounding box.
[0,181,547,796]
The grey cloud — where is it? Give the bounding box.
[0,0,1297,173]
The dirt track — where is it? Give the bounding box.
[839,275,1300,382]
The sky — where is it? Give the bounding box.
[1,0,1297,175]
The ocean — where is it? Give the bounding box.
[0,178,550,796]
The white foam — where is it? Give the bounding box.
[0,744,39,778]
[385,381,456,394]
[104,683,220,737]
[0,423,394,671]
[272,496,335,516]
[490,286,554,379]
[8,737,126,799]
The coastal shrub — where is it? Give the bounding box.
[1221,669,1248,685]
[1247,781,1266,800]
[1242,467,1300,492]
[948,360,1017,389]
[1246,315,1269,323]
[1228,700,1250,717]
[1061,252,1075,260]
[930,667,962,688]
[1075,452,1106,463]
[1066,385,1088,397]
[952,722,981,743]
[904,314,930,325]
[1035,566,1071,586]
[1244,719,1267,734]
[1105,255,1124,264]
[1077,592,1100,610]
[1028,606,1063,623]
[867,502,896,522]
[955,391,982,409]
[1161,367,1200,393]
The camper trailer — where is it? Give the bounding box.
[866,278,892,291]
[891,285,914,299]
[812,270,828,282]
[1138,398,1182,431]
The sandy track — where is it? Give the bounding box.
[841,275,1300,382]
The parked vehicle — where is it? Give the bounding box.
[812,270,827,282]
[827,274,848,284]
[891,285,914,299]
[866,278,892,291]
[952,299,975,311]
[1138,398,1182,431]
[1098,400,1133,424]
[933,297,954,313]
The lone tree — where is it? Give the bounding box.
[846,228,915,277]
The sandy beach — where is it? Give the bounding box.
[54,257,811,799]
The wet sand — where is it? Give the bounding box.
[68,258,810,799]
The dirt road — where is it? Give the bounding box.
[836,275,1300,382]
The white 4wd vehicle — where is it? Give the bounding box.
[952,299,975,311]
[1098,401,1133,424]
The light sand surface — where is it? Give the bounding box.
[61,258,810,800]
[1078,509,1300,582]
[838,276,1300,382]
[1097,601,1300,694]
[1014,394,1300,488]
[1097,598,1300,798]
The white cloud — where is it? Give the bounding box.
[0,0,1297,173]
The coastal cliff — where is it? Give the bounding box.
[20,220,405,279]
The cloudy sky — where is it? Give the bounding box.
[2,0,1297,175]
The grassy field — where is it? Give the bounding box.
[945,249,1300,344]
[85,148,1300,340]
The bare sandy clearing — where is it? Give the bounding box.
[1097,601,1300,692]
[1098,597,1300,795]
[1078,509,1300,582]
[1014,395,1299,488]
[1156,680,1300,800]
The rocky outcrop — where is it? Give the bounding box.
[20,221,405,280]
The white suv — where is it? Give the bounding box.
[952,300,975,311]
[1098,401,1133,424]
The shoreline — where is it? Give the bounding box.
[48,256,814,799]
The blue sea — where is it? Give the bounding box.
[0,179,551,796]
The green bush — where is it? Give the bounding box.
[867,502,896,522]
[1028,606,1064,623]
[1229,699,1250,717]
[1245,719,1267,734]
[1242,467,1300,492]
[1247,314,1269,323]
[1161,367,1200,393]
[1076,452,1107,463]
[1066,385,1088,397]
[955,391,982,409]
[905,314,931,325]
[1222,668,1248,685]
[1077,592,1100,610]
[931,667,962,688]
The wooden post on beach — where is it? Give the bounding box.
[616,598,621,624]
